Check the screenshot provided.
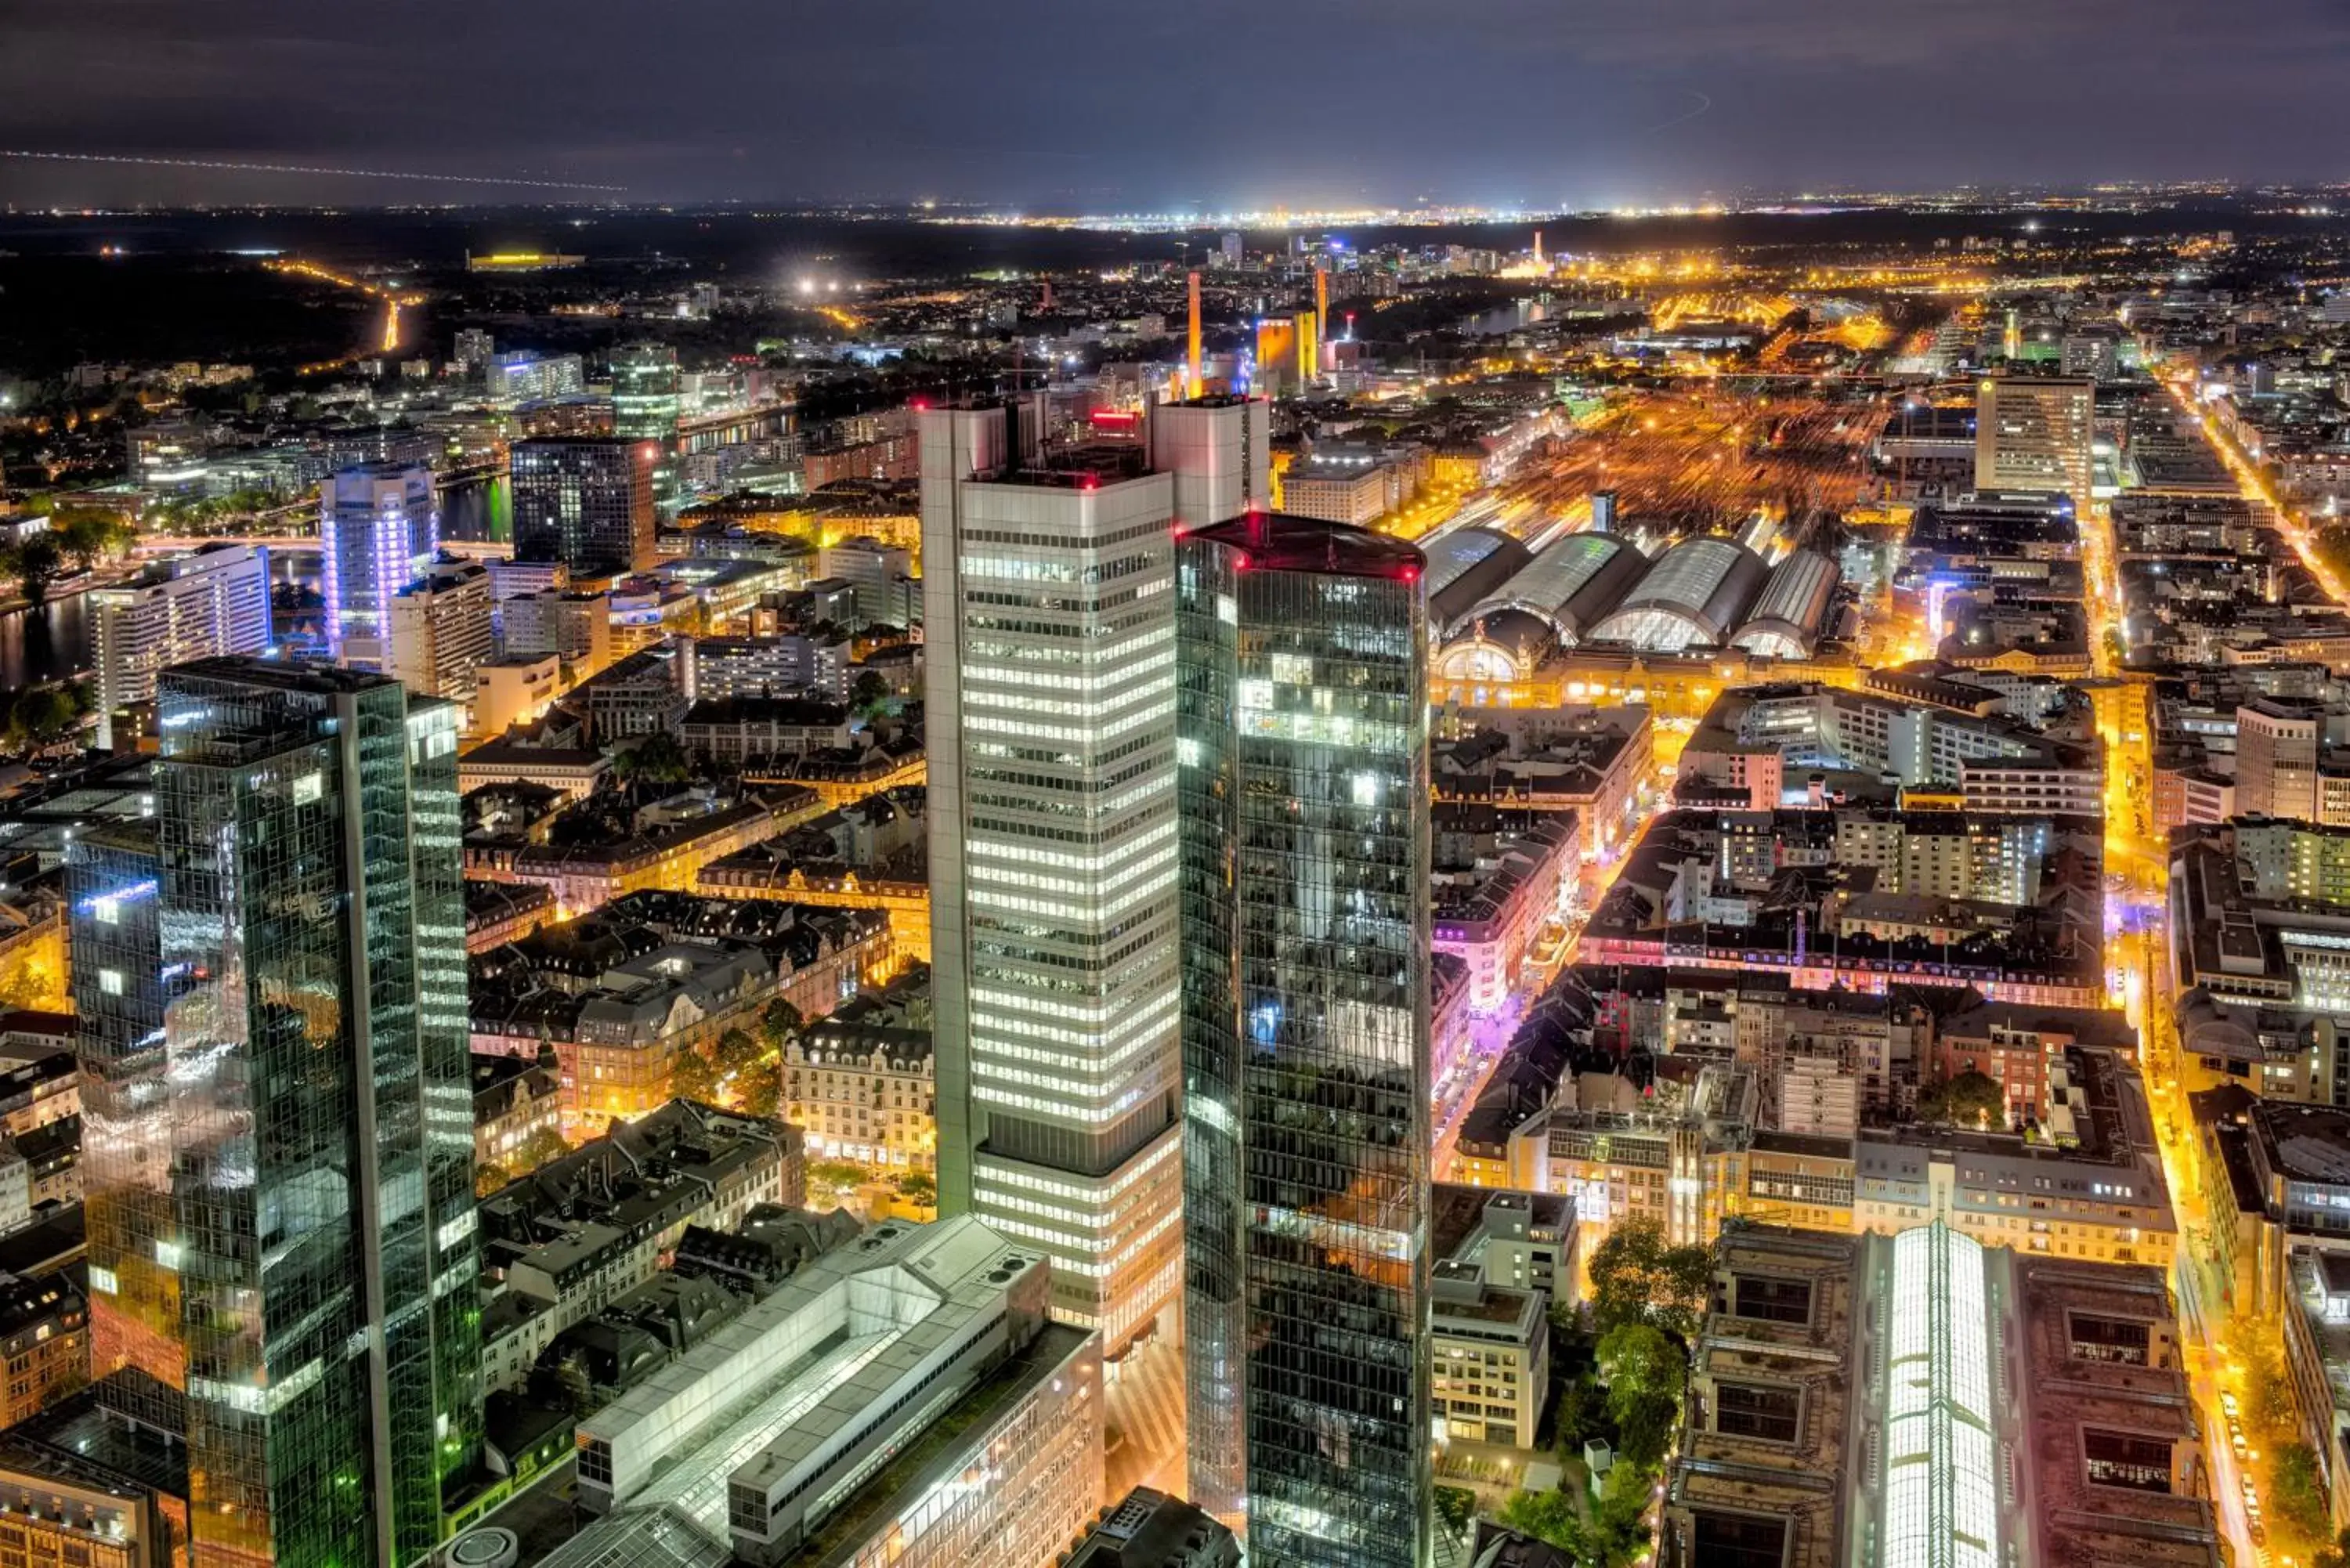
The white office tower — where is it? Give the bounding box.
[1975,376,2094,508]
[323,461,439,669]
[920,401,1185,1349]
[387,559,497,708]
[1148,394,1271,529]
[89,544,273,749]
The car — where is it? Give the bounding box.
[2222,1393,2241,1416]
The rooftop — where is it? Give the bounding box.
[1185,510,1426,582]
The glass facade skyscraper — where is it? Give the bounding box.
[609,341,682,444]
[1177,512,1433,1568]
[72,657,483,1568]
[510,436,659,576]
[609,342,682,507]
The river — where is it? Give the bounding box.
[442,473,512,547]
[1460,299,1557,337]
[0,591,92,692]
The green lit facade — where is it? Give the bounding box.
[610,341,681,508]
[77,657,483,1568]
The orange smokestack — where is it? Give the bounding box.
[1314,268,1329,358]
[1187,270,1202,395]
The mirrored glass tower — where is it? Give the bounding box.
[1177,511,1432,1568]
[73,657,483,1568]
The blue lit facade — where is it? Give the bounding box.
[322,462,438,670]
[74,657,483,1568]
[1177,512,1433,1568]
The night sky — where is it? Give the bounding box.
[5,0,2350,210]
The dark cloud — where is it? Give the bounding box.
[3,0,2348,208]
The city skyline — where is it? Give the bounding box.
[7,2,2350,209]
[9,100,2350,1568]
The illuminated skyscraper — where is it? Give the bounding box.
[387,559,497,710]
[323,462,438,668]
[919,401,1187,1349]
[609,341,682,505]
[610,341,682,443]
[510,436,658,576]
[1150,395,1271,531]
[1177,511,1432,1567]
[73,658,483,1568]
[89,544,273,748]
[1974,375,2094,508]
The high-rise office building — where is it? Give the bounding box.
[486,352,586,405]
[609,342,682,507]
[1974,376,2094,507]
[73,659,483,1568]
[388,559,497,710]
[1149,395,1271,530]
[453,329,494,374]
[510,437,657,576]
[324,462,439,669]
[1177,511,1432,1568]
[918,402,1186,1349]
[89,544,273,748]
[609,342,681,443]
[2238,695,2325,821]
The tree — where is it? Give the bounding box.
[1553,1373,1607,1455]
[1598,1322,1685,1407]
[475,1162,508,1199]
[808,1160,868,1198]
[5,685,84,751]
[510,1126,570,1176]
[611,730,692,784]
[1597,1323,1686,1472]
[49,509,132,574]
[738,1070,783,1121]
[2312,1526,2350,1568]
[760,997,804,1053]
[0,534,61,604]
[1584,1216,1713,1339]
[895,1170,937,1207]
[1434,1485,1477,1537]
[1494,1488,1585,1555]
[2278,1442,2333,1537]
[849,670,891,714]
[714,1027,765,1078]
[1588,1462,1661,1566]
[2249,1340,2298,1433]
[671,1047,722,1105]
[1916,1069,2007,1128]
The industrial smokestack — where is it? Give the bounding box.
[1187,271,1202,396]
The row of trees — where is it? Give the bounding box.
[671,996,804,1120]
[0,681,88,751]
[1914,1069,2006,1128]
[474,1126,574,1200]
[1495,1219,1712,1566]
[0,509,139,605]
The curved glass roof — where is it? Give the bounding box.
[1585,536,1770,651]
[1882,1223,1998,1568]
[1462,533,1647,645]
[1423,526,1515,597]
[1429,528,1534,633]
[1730,549,1840,658]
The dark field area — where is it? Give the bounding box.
[0,254,376,374]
